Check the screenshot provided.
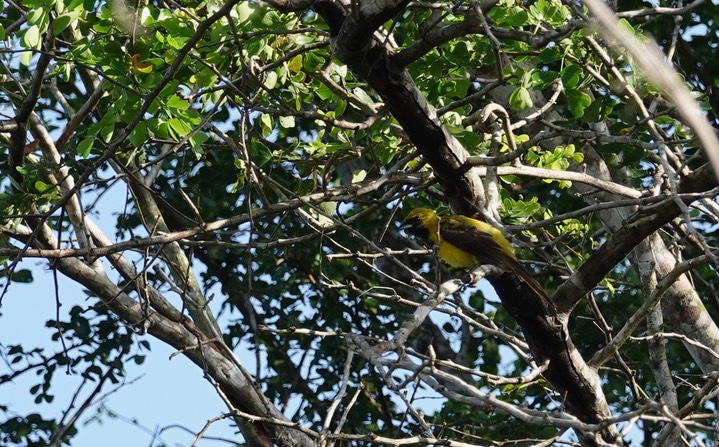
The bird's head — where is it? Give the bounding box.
[400,208,440,242]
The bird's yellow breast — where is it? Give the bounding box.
[402,207,516,268]
[436,241,479,268]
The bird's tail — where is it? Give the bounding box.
[504,256,551,302]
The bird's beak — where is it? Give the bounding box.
[399,218,418,232]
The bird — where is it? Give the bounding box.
[400,208,549,301]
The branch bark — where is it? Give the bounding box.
[311,0,487,216]
[297,0,625,443]
[553,162,717,314]
[31,226,317,447]
[489,273,622,445]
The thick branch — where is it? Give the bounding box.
[303,0,626,440]
[314,0,486,216]
[8,32,54,185]
[471,165,642,198]
[489,273,622,445]
[553,163,717,313]
[54,256,315,447]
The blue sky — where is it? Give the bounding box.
[0,183,243,446]
[1,274,237,446]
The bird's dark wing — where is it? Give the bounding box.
[439,220,508,267]
[440,217,550,301]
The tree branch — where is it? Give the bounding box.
[553,163,717,313]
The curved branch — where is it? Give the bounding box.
[393,19,479,67]
[470,165,643,198]
[0,170,401,259]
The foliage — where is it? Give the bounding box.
[1,0,718,445]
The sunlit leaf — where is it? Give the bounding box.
[509,86,533,111]
[22,25,41,49]
[166,94,189,110]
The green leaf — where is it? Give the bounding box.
[20,51,32,66]
[54,11,80,35]
[11,269,34,283]
[487,6,507,22]
[561,64,583,89]
[334,99,346,118]
[505,8,529,26]
[316,83,333,100]
[189,131,208,149]
[233,159,247,190]
[353,88,375,107]
[26,8,46,26]
[76,137,94,157]
[259,113,273,135]
[264,71,278,89]
[139,6,152,25]
[503,197,543,223]
[565,89,591,118]
[129,123,148,147]
[100,123,115,143]
[34,180,51,192]
[279,115,295,129]
[509,86,533,111]
[582,96,606,122]
[167,118,193,137]
[539,46,562,63]
[456,130,482,151]
[288,54,302,73]
[251,141,273,166]
[303,51,324,72]
[23,25,41,49]
[236,2,259,24]
[530,70,558,90]
[351,169,367,183]
[617,18,636,36]
[166,94,189,110]
[531,0,570,26]
[450,78,470,97]
[165,34,189,50]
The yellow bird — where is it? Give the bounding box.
[401,208,548,300]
